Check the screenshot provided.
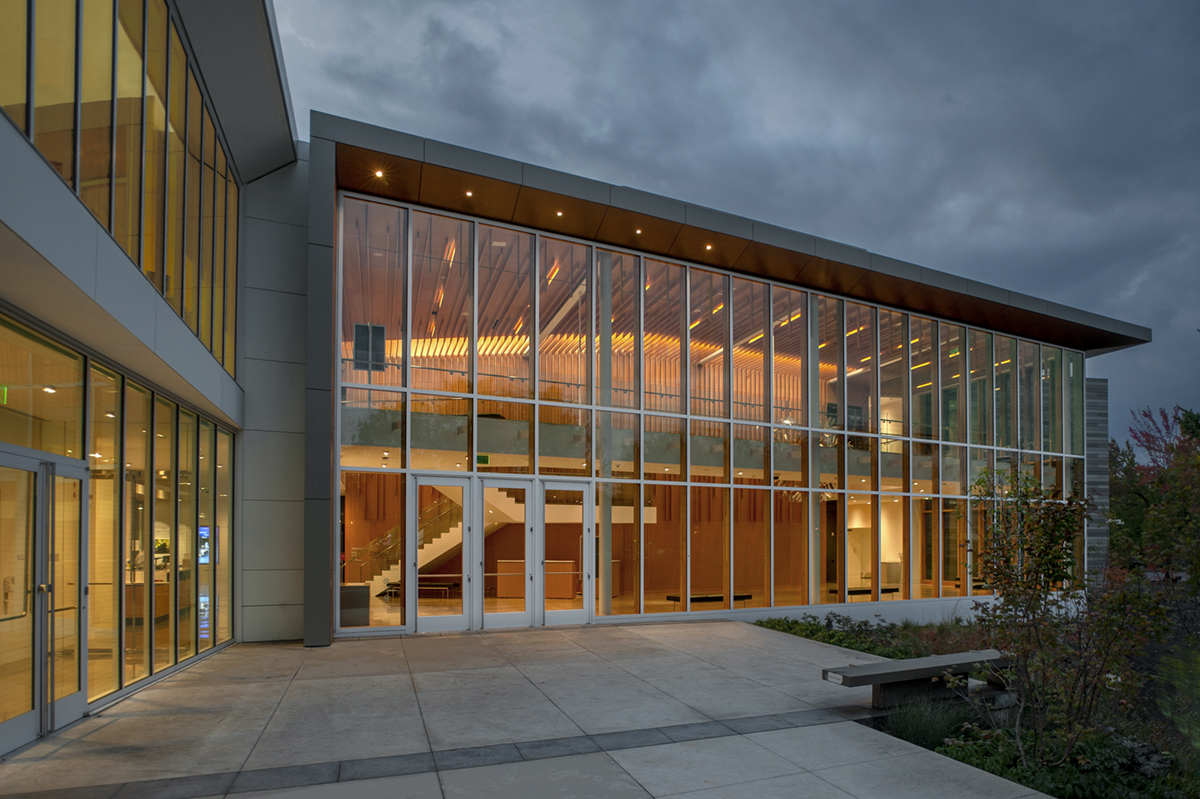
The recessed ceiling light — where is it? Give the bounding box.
[635,229,642,234]
[465,191,473,197]
[556,211,563,217]
[705,244,712,250]
[374,170,383,177]
[43,386,56,393]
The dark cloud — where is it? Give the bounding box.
[277,0,1200,439]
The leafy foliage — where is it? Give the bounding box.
[755,613,984,660]
[885,698,974,751]
[971,470,1168,769]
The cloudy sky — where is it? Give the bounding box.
[276,0,1199,443]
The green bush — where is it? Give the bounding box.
[755,613,982,660]
[885,699,974,751]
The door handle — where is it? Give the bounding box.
[38,584,50,594]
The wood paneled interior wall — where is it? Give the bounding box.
[342,472,404,556]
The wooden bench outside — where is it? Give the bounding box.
[822,649,1006,708]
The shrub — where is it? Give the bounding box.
[886,699,974,751]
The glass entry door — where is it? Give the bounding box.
[0,448,85,756]
[481,479,533,629]
[540,482,591,626]
[412,476,471,633]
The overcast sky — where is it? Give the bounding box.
[276,0,1199,444]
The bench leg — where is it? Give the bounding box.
[872,677,958,709]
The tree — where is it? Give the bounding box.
[971,471,1166,768]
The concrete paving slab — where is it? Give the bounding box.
[536,675,709,735]
[814,749,1034,799]
[515,736,602,760]
[608,735,802,797]
[662,771,856,799]
[747,721,926,771]
[237,771,442,798]
[439,752,649,798]
[417,679,584,750]
[337,752,436,782]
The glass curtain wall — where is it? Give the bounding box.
[1,1,239,375]
[333,193,1089,626]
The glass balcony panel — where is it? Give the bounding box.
[538,405,589,476]
[596,411,639,480]
[733,424,767,486]
[689,419,728,484]
[410,394,471,472]
[644,414,684,481]
[476,400,532,475]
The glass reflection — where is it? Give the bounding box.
[914,497,938,598]
[485,485,527,615]
[880,438,907,493]
[596,411,639,479]
[539,238,591,403]
[545,489,584,611]
[538,405,590,476]
[476,400,532,474]
[417,484,462,617]
[772,286,807,425]
[817,492,844,603]
[690,420,728,483]
[87,365,121,700]
[733,424,767,485]
[478,225,534,398]
[1042,346,1063,453]
[879,310,907,436]
[596,250,640,409]
[995,336,1017,449]
[0,315,85,459]
[733,489,769,608]
[341,472,405,628]
[644,260,687,413]
[911,317,936,439]
[411,212,472,393]
[732,279,768,421]
[814,295,843,429]
[847,493,876,602]
[941,324,965,442]
[880,496,906,599]
[596,483,639,615]
[689,486,729,610]
[34,0,77,186]
[845,303,875,433]
[410,395,471,472]
[772,428,807,487]
[341,199,407,387]
[153,398,176,672]
[644,415,684,481]
[942,498,966,597]
[969,330,992,446]
[644,484,684,613]
[689,269,728,418]
[340,389,405,469]
[773,490,808,606]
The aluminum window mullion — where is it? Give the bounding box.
[72,0,82,193]
[135,0,147,270]
[26,0,35,140]
[116,375,126,689]
[107,0,117,232]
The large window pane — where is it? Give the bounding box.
[879,310,907,436]
[847,435,875,492]
[223,180,238,376]
[815,433,843,490]
[690,420,728,484]
[847,494,876,602]
[1042,346,1063,453]
[164,23,185,313]
[485,484,528,615]
[411,212,472,393]
[216,428,232,643]
[177,409,197,661]
[339,388,404,470]
[1066,351,1084,456]
[538,405,589,476]
[644,415,684,481]
[773,490,807,606]
[596,411,639,480]
[416,484,462,618]
[212,146,227,363]
[595,250,639,409]
[341,198,406,387]
[0,314,84,458]
[733,488,769,608]
[644,259,686,413]
[80,0,114,226]
[124,382,152,683]
[940,324,966,442]
[596,483,639,615]
[689,269,727,417]
[477,400,532,475]
[913,497,938,598]
[690,486,729,610]
[153,398,176,671]
[880,496,906,599]
[114,0,143,263]
[33,0,76,185]
[341,472,405,628]
[539,238,590,403]
[142,0,168,289]
[942,444,966,496]
[200,107,215,348]
[772,286,806,425]
[995,335,1017,449]
[942,498,966,597]
[913,441,937,496]
[968,330,992,446]
[911,317,936,439]
[733,424,767,486]
[880,438,907,493]
[478,224,533,398]
[772,428,807,487]
[0,0,27,131]
[183,71,201,332]
[197,420,215,651]
[816,492,844,603]
[731,278,767,422]
[813,295,843,429]
[410,395,471,471]
[0,466,34,723]
[644,484,684,614]
[1018,341,1040,451]
[87,365,121,700]
[845,303,875,433]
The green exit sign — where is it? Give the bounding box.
[477,454,491,466]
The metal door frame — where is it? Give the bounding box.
[479,476,535,630]
[410,474,472,633]
[539,480,593,627]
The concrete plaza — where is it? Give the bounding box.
[0,621,1048,799]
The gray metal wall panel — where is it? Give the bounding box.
[1085,378,1110,575]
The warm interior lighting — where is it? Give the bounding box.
[547,263,560,284]
[747,333,764,344]
[42,386,55,393]
[860,356,871,362]
[105,412,115,418]
[635,229,642,234]
[705,244,712,250]
[712,303,723,314]
[556,211,563,217]
[911,361,930,370]
[465,191,473,197]
[374,170,383,177]
[916,382,932,389]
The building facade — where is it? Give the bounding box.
[0,0,1150,757]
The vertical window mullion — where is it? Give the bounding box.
[72,0,81,192]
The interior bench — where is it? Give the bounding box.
[665,593,753,608]
[822,648,1005,708]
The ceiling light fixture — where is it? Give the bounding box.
[556,211,563,217]
[465,191,473,197]
[635,229,642,234]
[43,386,55,393]
[705,244,712,250]
[374,170,383,177]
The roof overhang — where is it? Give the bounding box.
[174,0,296,182]
[313,112,1151,357]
